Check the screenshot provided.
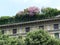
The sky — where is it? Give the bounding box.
[0,0,60,17]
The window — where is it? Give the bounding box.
[54,33,59,38]
[46,25,50,30]
[39,25,44,30]
[25,27,30,32]
[54,24,59,29]
[2,30,4,34]
[13,29,17,34]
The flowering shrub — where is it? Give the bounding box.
[27,6,40,16]
[16,6,40,16]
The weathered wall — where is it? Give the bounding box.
[0,20,60,38]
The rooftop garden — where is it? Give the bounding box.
[0,6,60,25]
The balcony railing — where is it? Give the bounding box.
[48,29,60,32]
[8,29,60,36]
[9,32,26,36]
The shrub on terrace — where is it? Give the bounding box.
[0,7,60,25]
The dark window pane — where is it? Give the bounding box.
[39,25,44,30]
[54,24,59,29]
[25,27,30,32]
[13,29,17,34]
[2,30,4,34]
[54,33,59,38]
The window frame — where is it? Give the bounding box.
[2,30,4,34]
[25,27,30,32]
[54,33,59,38]
[39,25,44,30]
[13,29,17,34]
[54,24,59,30]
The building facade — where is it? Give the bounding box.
[0,18,60,38]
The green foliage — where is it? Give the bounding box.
[0,30,25,45]
[41,7,60,18]
[0,36,25,45]
[0,7,60,25]
[47,38,60,45]
[25,30,60,45]
[0,30,60,45]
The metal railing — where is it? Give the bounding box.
[48,29,60,32]
[9,32,26,36]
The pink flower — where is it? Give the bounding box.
[16,6,40,16]
[29,12,34,16]
[27,6,40,16]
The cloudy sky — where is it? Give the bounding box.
[0,0,60,16]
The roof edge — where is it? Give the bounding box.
[0,18,60,27]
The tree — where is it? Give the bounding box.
[41,7,60,18]
[25,30,51,45]
[27,6,40,16]
[0,30,25,45]
[25,30,60,45]
[0,16,11,25]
